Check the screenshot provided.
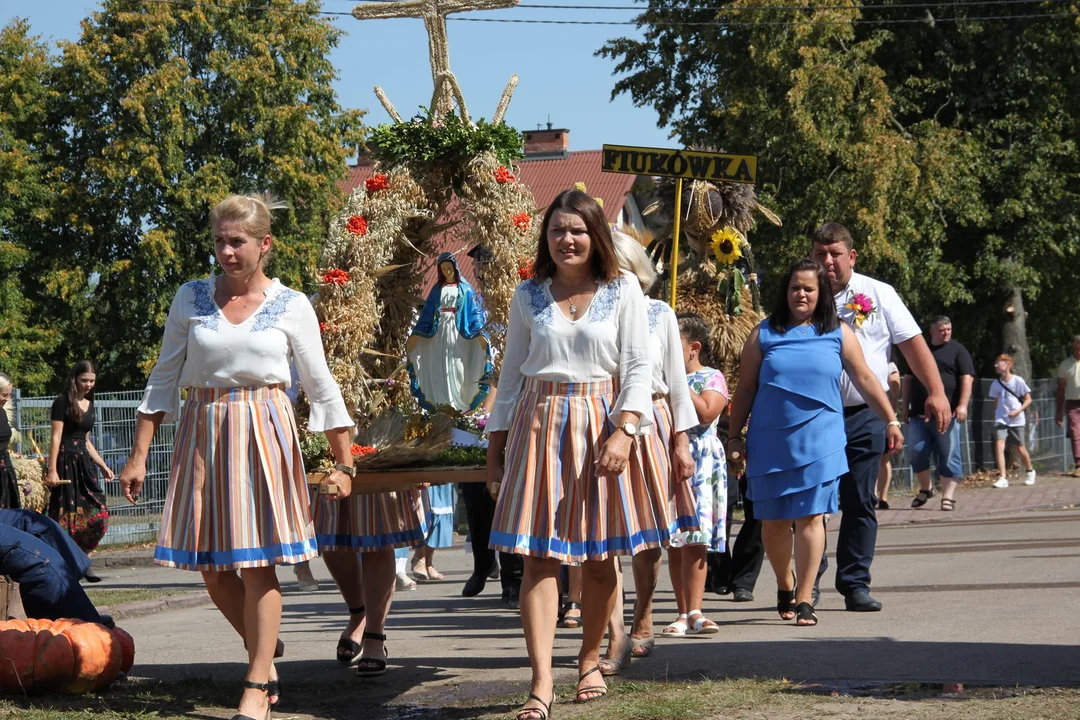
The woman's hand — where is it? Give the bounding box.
[886,424,905,455]
[322,469,352,499]
[99,463,115,481]
[45,470,62,488]
[597,431,633,479]
[726,437,745,463]
[673,434,694,482]
[487,460,504,499]
[117,460,146,504]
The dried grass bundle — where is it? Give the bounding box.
[353,408,455,470]
[11,455,48,512]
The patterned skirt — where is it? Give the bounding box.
[490,377,670,563]
[154,385,317,571]
[670,429,728,552]
[639,396,699,539]
[47,440,109,552]
[312,485,426,553]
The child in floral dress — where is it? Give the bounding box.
[663,314,729,637]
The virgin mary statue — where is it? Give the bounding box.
[406,253,492,412]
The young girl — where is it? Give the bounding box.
[990,353,1036,488]
[663,314,728,637]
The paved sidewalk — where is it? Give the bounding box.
[88,474,1080,719]
[877,472,1080,525]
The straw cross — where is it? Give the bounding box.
[353,0,518,117]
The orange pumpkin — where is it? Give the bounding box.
[0,621,74,694]
[60,622,121,694]
[110,627,135,673]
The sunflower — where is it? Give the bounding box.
[710,227,744,265]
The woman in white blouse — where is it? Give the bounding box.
[487,189,655,720]
[598,230,697,674]
[118,195,355,720]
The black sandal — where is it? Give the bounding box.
[516,692,555,720]
[573,666,608,704]
[244,638,284,658]
[558,602,582,629]
[267,678,281,708]
[230,680,270,720]
[795,602,818,626]
[336,605,366,665]
[355,631,388,678]
[911,489,935,508]
[941,498,956,512]
[776,572,796,620]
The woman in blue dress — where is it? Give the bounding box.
[726,259,903,626]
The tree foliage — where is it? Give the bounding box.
[600,1,1080,375]
[9,0,365,390]
[0,21,61,393]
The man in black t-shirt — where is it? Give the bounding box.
[907,316,975,511]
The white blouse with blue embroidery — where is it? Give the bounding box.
[646,299,698,434]
[487,270,652,433]
[137,276,352,432]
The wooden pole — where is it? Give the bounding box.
[669,178,683,309]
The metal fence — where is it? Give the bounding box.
[10,378,1071,544]
[12,389,180,546]
[886,378,1071,493]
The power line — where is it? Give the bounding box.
[448,9,1076,22]
[132,0,1078,26]
[353,0,1074,9]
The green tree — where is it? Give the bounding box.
[0,21,62,393]
[33,0,365,387]
[600,1,1079,376]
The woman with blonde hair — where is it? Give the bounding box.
[0,372,21,509]
[598,229,696,673]
[119,194,356,720]
[487,189,654,719]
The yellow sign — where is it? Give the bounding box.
[601,144,757,185]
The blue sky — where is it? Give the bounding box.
[5,0,673,152]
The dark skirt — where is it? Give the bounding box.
[47,439,108,552]
[0,451,20,509]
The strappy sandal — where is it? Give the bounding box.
[573,666,608,704]
[355,631,388,678]
[662,615,688,636]
[267,678,281,708]
[336,605,366,665]
[777,573,796,621]
[911,489,935,508]
[230,680,271,720]
[598,635,631,676]
[557,602,582,629]
[630,636,655,657]
[516,692,554,720]
[686,613,719,635]
[795,602,818,626]
[244,638,285,658]
[941,498,956,512]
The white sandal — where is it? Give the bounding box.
[686,612,719,635]
[662,615,688,636]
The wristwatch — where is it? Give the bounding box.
[617,422,639,438]
[335,463,357,478]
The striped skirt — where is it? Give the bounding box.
[490,377,670,563]
[312,485,426,553]
[640,396,699,538]
[154,385,317,571]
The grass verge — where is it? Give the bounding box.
[85,588,184,607]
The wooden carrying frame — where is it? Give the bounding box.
[307,467,486,496]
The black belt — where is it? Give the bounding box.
[843,404,869,417]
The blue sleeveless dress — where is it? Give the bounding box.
[745,321,847,520]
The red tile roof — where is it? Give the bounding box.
[336,150,636,288]
[516,150,637,225]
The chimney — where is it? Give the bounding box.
[523,124,570,159]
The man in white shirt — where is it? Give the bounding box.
[811,223,950,612]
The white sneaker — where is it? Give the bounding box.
[991,477,1009,489]
[1024,470,1036,486]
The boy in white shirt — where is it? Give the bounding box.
[988,353,1036,488]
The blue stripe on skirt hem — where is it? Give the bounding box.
[154,537,318,569]
[316,529,426,551]
[489,527,671,560]
[669,514,701,535]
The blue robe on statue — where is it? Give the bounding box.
[407,253,493,412]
